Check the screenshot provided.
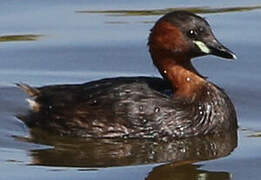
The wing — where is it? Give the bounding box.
[18,77,178,137]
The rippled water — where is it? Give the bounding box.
[0,1,261,180]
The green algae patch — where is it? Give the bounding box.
[76,5,261,16]
[0,34,43,42]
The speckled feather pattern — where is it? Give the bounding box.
[20,77,237,140]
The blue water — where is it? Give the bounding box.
[0,1,261,179]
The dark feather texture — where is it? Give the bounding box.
[19,77,237,139]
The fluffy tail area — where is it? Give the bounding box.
[16,83,41,111]
[16,83,40,97]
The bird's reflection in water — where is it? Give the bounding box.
[147,164,231,180]
[21,128,237,169]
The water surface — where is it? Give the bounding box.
[0,1,261,180]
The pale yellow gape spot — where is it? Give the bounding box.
[193,40,211,54]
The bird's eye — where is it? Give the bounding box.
[187,29,197,38]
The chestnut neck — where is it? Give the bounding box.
[151,52,206,100]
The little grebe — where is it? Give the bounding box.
[19,11,238,139]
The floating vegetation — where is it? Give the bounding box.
[0,34,43,42]
[76,5,261,16]
[248,132,261,137]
